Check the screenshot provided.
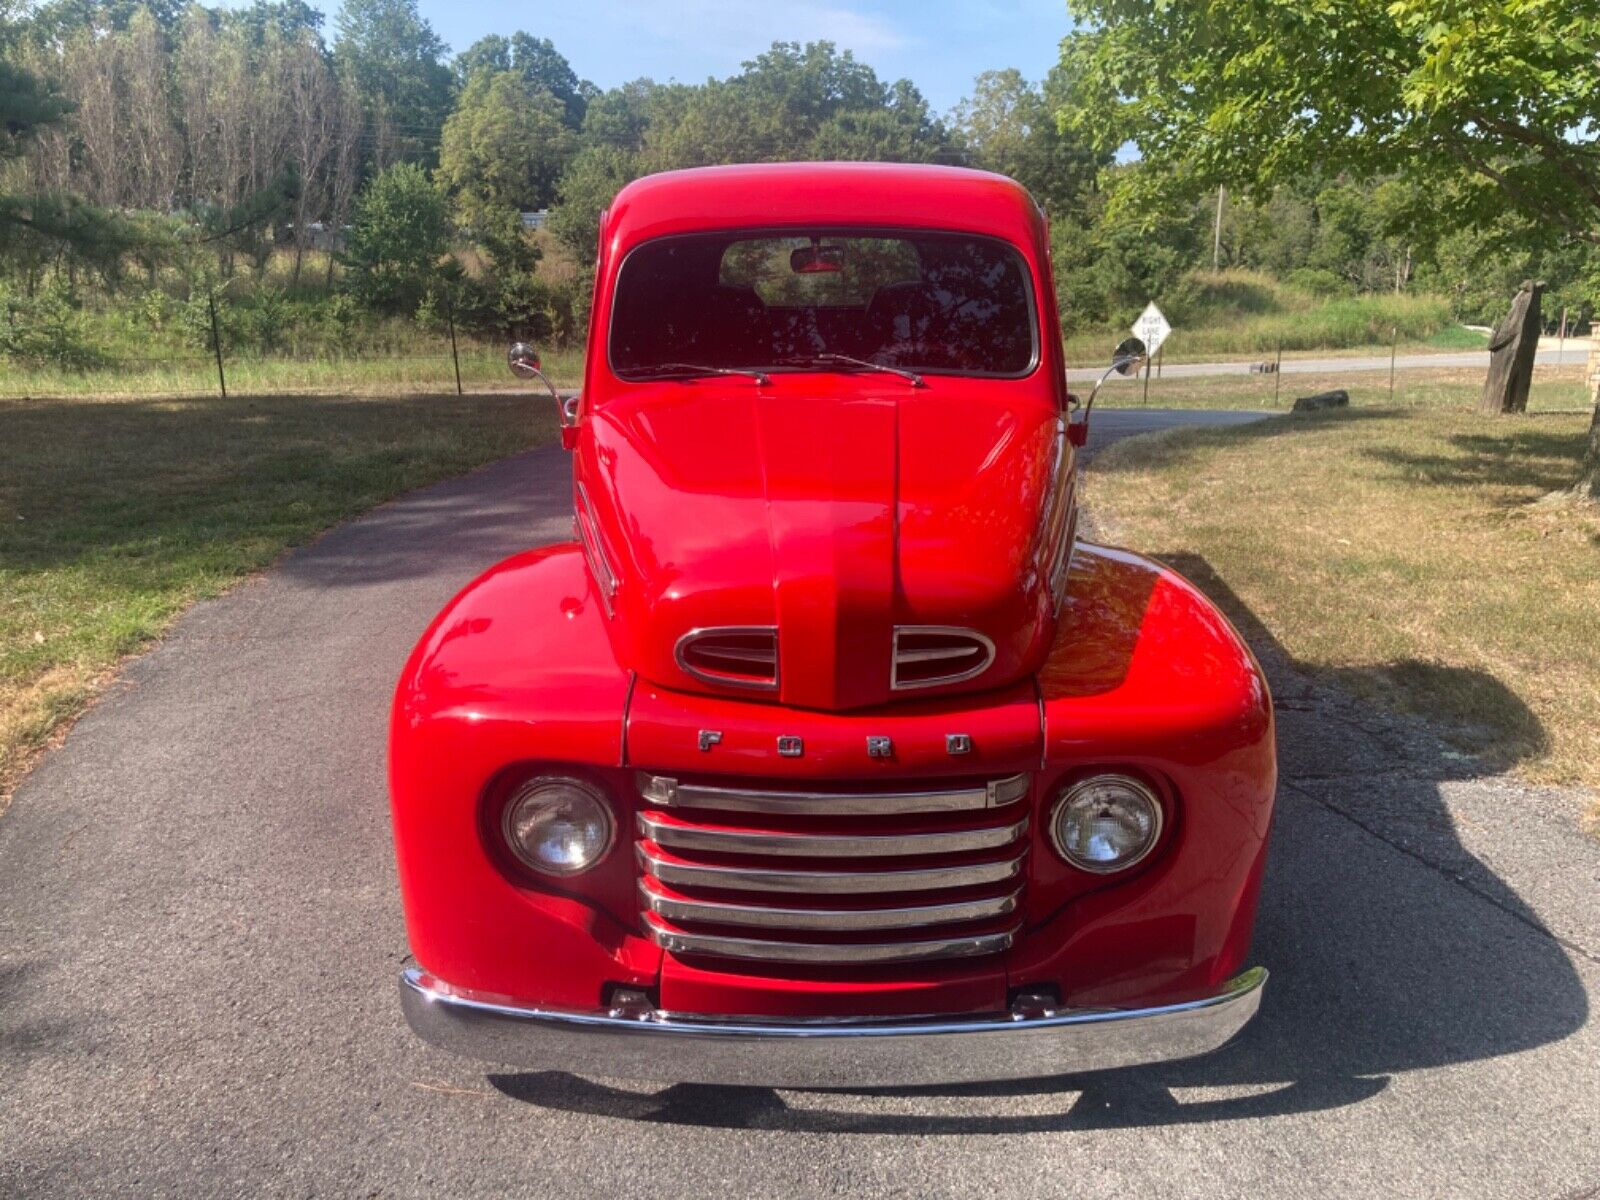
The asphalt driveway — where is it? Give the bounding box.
[1,410,1595,1198]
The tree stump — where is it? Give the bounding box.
[1480,280,1544,414]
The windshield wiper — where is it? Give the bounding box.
[779,353,925,388]
[647,362,772,385]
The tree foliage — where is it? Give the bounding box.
[342,162,448,312]
[1057,0,1600,245]
[439,69,577,219]
[333,0,451,165]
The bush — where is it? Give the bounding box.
[342,163,451,314]
[0,283,103,369]
[1285,267,1345,297]
[320,293,361,347]
[179,292,234,354]
[244,287,291,353]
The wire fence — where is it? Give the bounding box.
[2,295,586,401]
[4,316,1588,410]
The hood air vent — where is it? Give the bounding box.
[676,627,780,691]
[891,626,996,691]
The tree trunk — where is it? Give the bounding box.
[1580,343,1600,499]
[1481,279,1544,414]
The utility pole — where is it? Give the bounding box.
[1212,185,1225,271]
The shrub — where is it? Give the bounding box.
[245,287,291,353]
[1286,267,1345,298]
[320,294,361,348]
[0,283,103,369]
[342,163,451,314]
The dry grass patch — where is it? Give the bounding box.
[1086,402,1600,811]
[0,391,557,807]
[1093,363,1587,412]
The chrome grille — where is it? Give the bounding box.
[635,772,1028,965]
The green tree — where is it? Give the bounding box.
[453,32,589,129]
[549,144,639,267]
[333,0,451,165]
[1057,0,1600,491]
[439,69,577,220]
[342,162,449,311]
[951,67,1106,213]
[0,10,138,280]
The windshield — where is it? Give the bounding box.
[609,231,1038,380]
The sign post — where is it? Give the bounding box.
[1133,302,1172,406]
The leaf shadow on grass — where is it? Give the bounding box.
[489,550,1586,1136]
[1085,407,1398,475]
[1361,419,1589,499]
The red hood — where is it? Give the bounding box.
[579,379,1066,710]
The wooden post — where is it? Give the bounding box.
[1212,185,1225,271]
[209,292,226,400]
[1274,336,1283,406]
[1155,344,1163,378]
[1481,280,1544,414]
[445,291,463,396]
[1141,351,1151,406]
[1559,305,1567,369]
[1382,326,1395,406]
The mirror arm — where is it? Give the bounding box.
[1070,362,1123,445]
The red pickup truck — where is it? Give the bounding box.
[390,162,1274,1087]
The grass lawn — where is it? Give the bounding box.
[0,391,558,808]
[1092,363,1588,412]
[1084,393,1600,818]
[0,346,587,400]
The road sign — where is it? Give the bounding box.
[1133,302,1172,356]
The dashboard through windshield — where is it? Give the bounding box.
[608,231,1039,380]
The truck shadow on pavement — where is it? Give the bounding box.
[490,553,1589,1134]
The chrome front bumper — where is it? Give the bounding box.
[399,966,1266,1088]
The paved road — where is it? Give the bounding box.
[1066,345,1588,384]
[2,410,1596,1198]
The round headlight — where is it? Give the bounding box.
[501,777,614,876]
[1050,774,1163,874]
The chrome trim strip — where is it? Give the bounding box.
[891,626,998,691]
[637,844,1022,894]
[637,771,1030,815]
[399,966,1268,1087]
[673,626,781,693]
[636,812,1027,858]
[638,881,1021,931]
[642,915,1017,963]
[574,480,619,617]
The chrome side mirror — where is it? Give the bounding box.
[508,343,579,443]
[1111,335,1148,377]
[1068,336,1151,446]
[508,341,544,380]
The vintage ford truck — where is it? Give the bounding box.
[390,162,1274,1087]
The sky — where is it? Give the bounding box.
[408,0,1075,116]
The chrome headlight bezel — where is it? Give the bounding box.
[1048,773,1165,874]
[499,775,616,877]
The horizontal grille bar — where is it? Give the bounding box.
[637,843,1021,895]
[637,812,1028,858]
[637,772,1029,815]
[639,880,1021,931]
[643,915,1018,964]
